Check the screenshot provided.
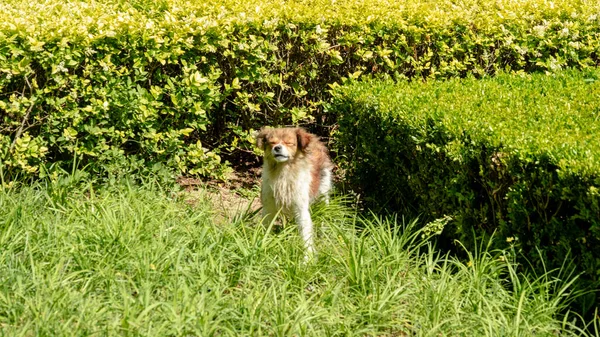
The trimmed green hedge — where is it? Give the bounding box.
[1,0,600,179]
[332,70,600,306]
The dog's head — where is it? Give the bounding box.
[256,127,313,164]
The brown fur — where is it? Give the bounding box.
[256,127,332,199]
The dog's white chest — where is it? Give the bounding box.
[262,163,311,213]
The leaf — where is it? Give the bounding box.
[180,128,194,136]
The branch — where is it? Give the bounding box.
[8,101,35,153]
[9,78,35,153]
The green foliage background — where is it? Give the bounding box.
[1,0,600,179]
[331,70,600,312]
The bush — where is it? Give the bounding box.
[1,0,600,180]
[332,70,600,310]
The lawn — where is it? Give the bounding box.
[0,175,596,336]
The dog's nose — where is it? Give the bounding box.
[273,145,282,152]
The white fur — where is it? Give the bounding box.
[319,168,332,205]
[261,158,331,258]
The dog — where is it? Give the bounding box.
[256,127,333,257]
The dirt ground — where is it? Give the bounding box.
[176,168,262,222]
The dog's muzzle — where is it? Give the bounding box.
[272,144,290,162]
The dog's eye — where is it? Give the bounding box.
[284,141,295,146]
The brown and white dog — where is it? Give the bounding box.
[256,127,333,256]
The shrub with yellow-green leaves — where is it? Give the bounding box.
[1,0,599,179]
[332,70,600,312]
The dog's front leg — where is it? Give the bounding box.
[294,203,315,259]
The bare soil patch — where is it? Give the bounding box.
[177,168,262,223]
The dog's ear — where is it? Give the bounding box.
[256,128,269,150]
[296,128,313,151]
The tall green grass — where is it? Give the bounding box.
[0,177,597,336]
